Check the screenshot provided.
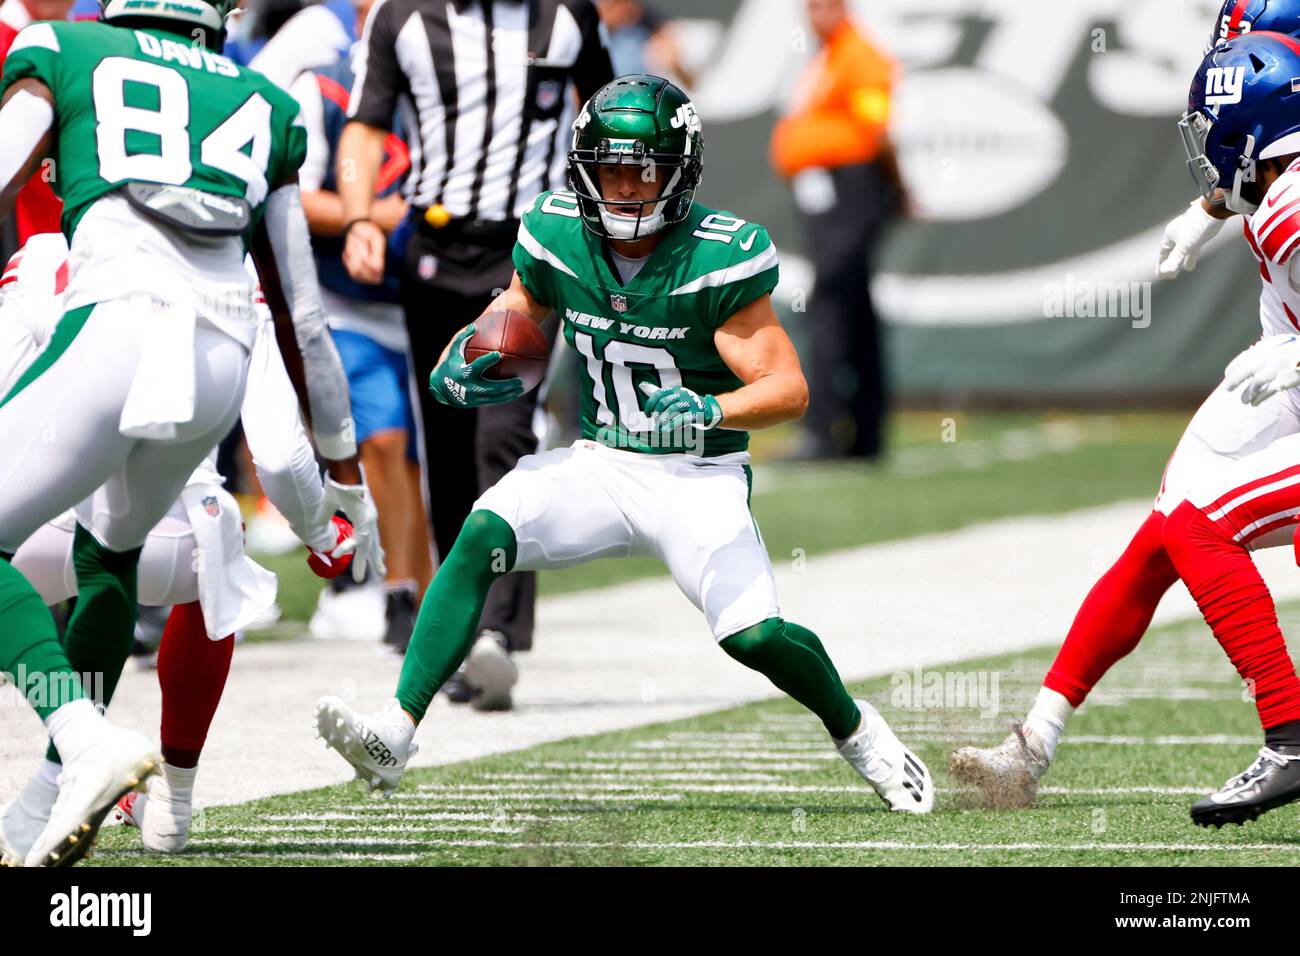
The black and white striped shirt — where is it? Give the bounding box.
[349,0,613,223]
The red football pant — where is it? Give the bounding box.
[1044,511,1178,707]
[157,601,234,768]
[1162,500,1300,730]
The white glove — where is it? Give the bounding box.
[1224,335,1300,406]
[1156,199,1226,279]
[317,472,385,583]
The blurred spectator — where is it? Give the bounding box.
[224,0,349,73]
[771,0,908,461]
[1,0,72,28]
[245,0,354,88]
[596,0,693,86]
[289,0,432,651]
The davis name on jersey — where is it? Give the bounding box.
[1243,157,1300,335]
[514,189,780,458]
[0,19,307,239]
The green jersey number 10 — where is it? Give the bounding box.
[572,330,683,432]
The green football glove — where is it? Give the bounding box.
[429,325,525,408]
[639,382,723,435]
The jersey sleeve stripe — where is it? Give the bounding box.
[1274,228,1300,265]
[667,243,779,296]
[517,220,578,277]
[8,22,59,55]
[1258,194,1300,236]
[1263,213,1300,261]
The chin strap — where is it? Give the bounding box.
[1229,133,1260,215]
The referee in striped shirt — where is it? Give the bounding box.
[337,0,612,707]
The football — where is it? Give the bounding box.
[464,310,550,393]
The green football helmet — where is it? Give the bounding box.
[101,0,239,43]
[567,74,704,241]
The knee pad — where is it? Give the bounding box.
[1161,501,1218,563]
[719,617,785,664]
[451,510,518,574]
[72,523,143,576]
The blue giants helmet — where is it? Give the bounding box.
[1209,0,1300,51]
[1180,31,1300,214]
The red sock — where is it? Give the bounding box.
[157,601,234,768]
[1162,501,1300,730]
[1043,511,1178,707]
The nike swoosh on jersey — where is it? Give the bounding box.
[1269,186,1293,208]
[739,232,757,251]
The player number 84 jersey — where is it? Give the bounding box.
[0,19,307,240]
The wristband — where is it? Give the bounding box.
[341,217,375,240]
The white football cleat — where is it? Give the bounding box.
[0,765,59,866]
[950,721,1050,809]
[25,725,159,867]
[836,700,934,813]
[466,630,517,712]
[315,696,417,796]
[114,766,195,852]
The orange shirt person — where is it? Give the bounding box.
[770,0,906,462]
[771,8,896,178]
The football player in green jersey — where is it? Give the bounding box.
[319,76,934,816]
[0,0,382,865]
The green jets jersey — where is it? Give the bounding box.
[514,190,780,458]
[1,20,306,239]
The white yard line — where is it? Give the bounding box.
[262,811,580,822]
[532,761,824,771]
[194,837,1300,854]
[227,823,528,834]
[389,791,685,803]
[110,850,424,862]
[5,498,1297,808]
[484,772,784,782]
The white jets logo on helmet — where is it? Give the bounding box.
[670,102,701,133]
[1205,66,1247,108]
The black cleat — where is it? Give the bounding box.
[382,588,417,655]
[441,665,474,705]
[1191,745,1300,827]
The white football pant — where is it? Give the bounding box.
[474,439,781,640]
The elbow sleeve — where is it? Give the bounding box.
[0,89,53,193]
[263,183,357,460]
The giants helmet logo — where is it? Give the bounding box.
[1205,65,1247,107]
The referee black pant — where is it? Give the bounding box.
[801,160,895,460]
[401,247,555,654]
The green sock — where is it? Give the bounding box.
[44,524,142,763]
[0,557,85,721]
[396,510,517,723]
[721,617,861,739]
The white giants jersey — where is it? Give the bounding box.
[1244,159,1300,336]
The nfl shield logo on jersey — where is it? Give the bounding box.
[536,79,562,112]
[202,495,220,518]
[610,293,628,313]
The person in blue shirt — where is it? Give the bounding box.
[290,1,432,653]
